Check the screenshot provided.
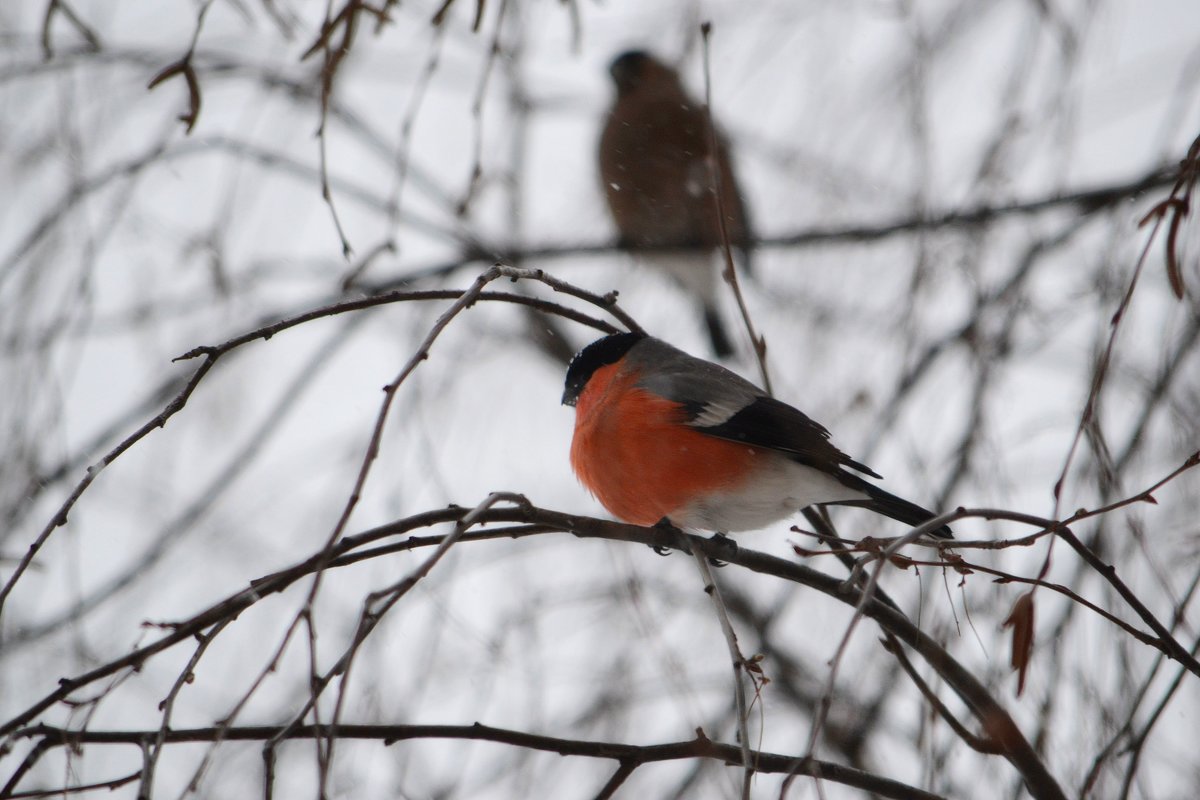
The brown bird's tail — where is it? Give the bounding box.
[702,303,734,358]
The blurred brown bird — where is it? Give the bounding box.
[598,50,754,358]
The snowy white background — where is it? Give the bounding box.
[2,1,1199,798]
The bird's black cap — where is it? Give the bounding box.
[562,332,645,406]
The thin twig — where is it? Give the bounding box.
[698,23,771,392]
[691,546,755,799]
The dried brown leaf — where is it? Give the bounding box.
[1002,591,1036,696]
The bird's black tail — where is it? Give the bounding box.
[702,303,734,358]
[828,482,953,539]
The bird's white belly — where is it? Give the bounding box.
[672,457,867,533]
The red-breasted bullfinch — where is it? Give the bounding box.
[599,50,754,358]
[562,332,953,538]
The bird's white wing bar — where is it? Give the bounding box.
[689,397,746,427]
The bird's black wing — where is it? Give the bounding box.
[693,395,882,479]
[628,338,881,479]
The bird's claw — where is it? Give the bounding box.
[706,531,736,567]
[651,517,691,556]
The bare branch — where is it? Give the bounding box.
[12,722,947,800]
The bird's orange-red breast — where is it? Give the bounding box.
[569,357,761,525]
[563,332,952,537]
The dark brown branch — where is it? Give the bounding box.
[591,759,637,800]
[727,528,1066,800]
[1080,568,1200,795]
[1055,522,1200,678]
[0,504,1067,799]
[299,0,397,258]
[363,164,1179,289]
[40,0,101,60]
[10,722,946,800]
[0,270,626,625]
[0,738,54,797]
[2,321,368,654]
[1044,141,1198,568]
[1138,132,1200,298]
[1115,631,1200,799]
[145,1,214,133]
[139,619,232,796]
[906,554,1164,653]
[881,632,1000,753]
[5,769,139,798]
[173,285,617,362]
[0,356,216,622]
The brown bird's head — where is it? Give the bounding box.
[608,50,685,97]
